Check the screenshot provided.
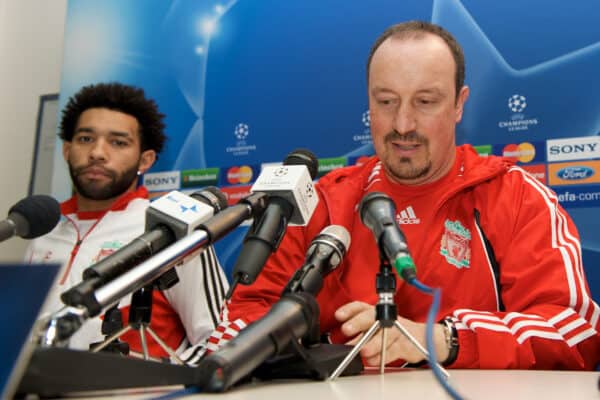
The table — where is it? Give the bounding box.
[64,369,600,400]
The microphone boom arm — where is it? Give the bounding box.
[40,193,268,347]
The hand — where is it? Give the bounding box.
[334,301,449,366]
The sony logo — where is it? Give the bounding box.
[548,143,598,155]
[146,176,178,185]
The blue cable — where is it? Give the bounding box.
[147,386,201,400]
[409,278,465,400]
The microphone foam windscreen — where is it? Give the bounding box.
[284,148,319,180]
[192,186,229,212]
[9,195,61,238]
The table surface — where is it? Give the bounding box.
[61,369,600,400]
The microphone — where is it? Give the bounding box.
[197,225,351,392]
[0,195,60,243]
[40,192,269,346]
[198,292,320,392]
[60,187,227,307]
[228,149,319,295]
[283,225,351,295]
[359,192,416,281]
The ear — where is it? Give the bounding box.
[62,141,71,162]
[137,149,156,175]
[454,85,470,123]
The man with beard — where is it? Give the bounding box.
[25,82,228,362]
[210,21,599,370]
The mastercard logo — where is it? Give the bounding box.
[502,142,535,163]
[227,165,253,184]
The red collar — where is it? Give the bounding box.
[60,186,149,220]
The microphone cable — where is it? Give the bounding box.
[408,278,464,400]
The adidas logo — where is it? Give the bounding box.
[397,206,420,225]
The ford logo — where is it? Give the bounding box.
[557,166,594,180]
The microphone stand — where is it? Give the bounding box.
[329,253,449,379]
[90,283,184,365]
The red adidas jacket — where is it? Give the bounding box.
[214,144,599,369]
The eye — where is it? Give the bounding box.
[75,135,93,143]
[112,139,129,147]
[376,97,397,106]
[417,98,436,105]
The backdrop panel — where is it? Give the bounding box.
[54,0,600,299]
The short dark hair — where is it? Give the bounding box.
[366,21,465,99]
[59,82,167,154]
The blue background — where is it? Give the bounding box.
[55,0,600,299]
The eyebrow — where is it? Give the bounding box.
[74,127,133,138]
[370,87,446,98]
[416,88,445,97]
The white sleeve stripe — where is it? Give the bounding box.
[206,342,220,352]
[511,167,599,326]
[503,312,544,323]
[456,307,595,343]
[201,246,228,329]
[558,318,586,336]
[515,169,579,308]
[520,169,597,323]
[464,319,581,345]
[469,321,511,332]
[455,322,468,330]
[517,330,564,344]
[566,328,597,346]
[548,308,576,324]
[510,320,553,332]
[201,253,219,327]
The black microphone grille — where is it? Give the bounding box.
[9,194,61,239]
[283,148,319,180]
[358,192,396,227]
[191,186,229,213]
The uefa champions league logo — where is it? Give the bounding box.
[234,123,249,140]
[273,167,289,177]
[305,182,315,198]
[362,110,370,127]
[498,94,538,132]
[352,109,372,144]
[508,94,527,113]
[226,122,257,156]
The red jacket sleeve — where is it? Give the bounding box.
[452,166,599,369]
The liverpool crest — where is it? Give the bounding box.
[93,241,123,263]
[440,220,471,268]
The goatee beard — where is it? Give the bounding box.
[69,163,139,201]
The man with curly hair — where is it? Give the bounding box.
[26,82,228,362]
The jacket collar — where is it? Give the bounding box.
[60,186,149,220]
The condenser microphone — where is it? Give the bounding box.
[228,149,319,295]
[359,192,416,281]
[61,187,228,307]
[0,195,60,243]
[283,225,351,295]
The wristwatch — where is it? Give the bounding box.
[441,317,459,366]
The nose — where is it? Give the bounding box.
[89,138,108,161]
[393,104,417,136]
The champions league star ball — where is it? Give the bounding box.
[234,123,249,140]
[362,110,370,127]
[508,94,527,113]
